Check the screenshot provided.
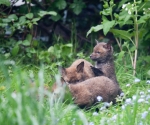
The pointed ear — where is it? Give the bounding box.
[103,42,111,51]
[59,67,66,75]
[95,39,99,44]
[90,66,104,76]
[76,61,84,73]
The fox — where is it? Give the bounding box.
[67,76,120,108]
[61,59,103,84]
[51,59,103,91]
[90,41,123,94]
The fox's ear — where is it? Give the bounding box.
[95,39,99,44]
[103,42,111,51]
[76,61,84,73]
[90,66,104,76]
[61,68,66,74]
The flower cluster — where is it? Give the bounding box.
[122,2,134,15]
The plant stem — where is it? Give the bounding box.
[133,0,138,76]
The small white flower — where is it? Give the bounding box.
[146,80,150,84]
[103,102,111,107]
[138,122,143,125]
[89,122,94,125]
[132,4,134,6]
[125,8,128,11]
[132,95,137,101]
[148,8,150,10]
[120,92,124,97]
[97,96,103,102]
[148,107,150,111]
[143,8,145,10]
[93,112,98,116]
[122,4,126,9]
[134,78,141,83]
[111,115,117,121]
[140,91,144,95]
[125,98,132,104]
[121,105,126,110]
[141,111,148,119]
[128,9,131,14]
[126,84,130,87]
[128,2,130,4]
[143,12,146,15]
[100,106,106,111]
[11,92,17,99]
[146,95,150,100]
[138,98,145,103]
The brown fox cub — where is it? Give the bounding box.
[68,76,120,108]
[90,41,119,85]
[61,59,103,84]
[52,59,103,91]
[90,41,123,94]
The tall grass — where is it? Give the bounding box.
[0,57,150,125]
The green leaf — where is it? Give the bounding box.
[0,0,10,6]
[130,46,136,52]
[8,14,18,21]
[110,29,131,40]
[87,25,103,36]
[48,46,54,53]
[26,34,32,42]
[55,0,67,10]
[25,13,33,19]
[51,14,61,21]
[70,0,85,15]
[38,11,57,17]
[11,45,19,56]
[22,40,30,46]
[19,16,26,24]
[102,17,115,35]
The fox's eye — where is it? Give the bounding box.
[96,52,100,54]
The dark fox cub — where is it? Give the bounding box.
[90,40,123,93]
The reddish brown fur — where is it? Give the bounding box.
[61,59,96,83]
[68,76,120,108]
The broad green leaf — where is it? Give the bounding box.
[38,11,57,17]
[87,25,103,36]
[25,13,33,19]
[0,0,10,6]
[102,18,115,35]
[26,34,32,42]
[48,46,54,53]
[19,16,26,24]
[11,45,19,56]
[130,46,136,52]
[70,0,85,15]
[22,40,30,46]
[8,14,18,21]
[55,0,67,10]
[110,29,131,40]
[51,14,61,21]
[32,18,40,22]
[2,18,11,23]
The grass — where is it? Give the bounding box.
[0,56,150,125]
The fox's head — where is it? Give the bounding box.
[61,61,85,83]
[61,61,103,84]
[90,40,113,62]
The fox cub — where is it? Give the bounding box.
[90,41,123,94]
[67,76,120,108]
[61,59,103,84]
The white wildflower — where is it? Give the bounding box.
[141,111,148,119]
[148,107,150,111]
[125,8,128,11]
[93,112,98,116]
[125,98,132,104]
[138,98,145,103]
[89,122,94,125]
[148,8,150,10]
[134,78,141,83]
[146,95,150,100]
[146,80,150,84]
[143,12,146,14]
[126,83,130,87]
[122,4,126,9]
[103,102,111,107]
[132,4,134,6]
[140,95,145,98]
[128,2,130,4]
[97,96,103,102]
[111,115,117,121]
[11,92,17,99]
[140,91,144,95]
[128,10,131,14]
[147,89,150,93]
[120,92,124,97]
[100,106,106,111]
[132,95,137,101]
[143,8,145,10]
[121,105,126,110]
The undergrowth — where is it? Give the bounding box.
[0,54,150,125]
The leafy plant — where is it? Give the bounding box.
[87,0,150,76]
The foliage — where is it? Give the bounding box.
[87,0,150,76]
